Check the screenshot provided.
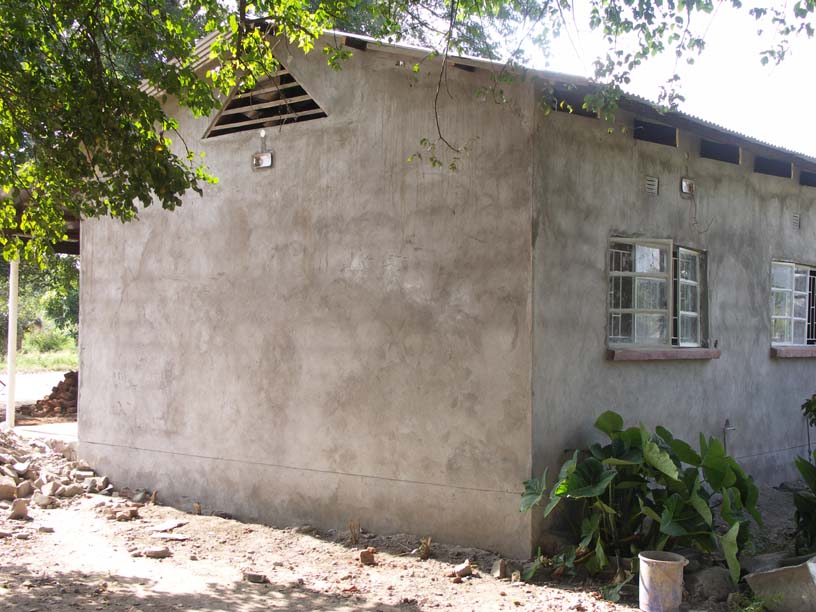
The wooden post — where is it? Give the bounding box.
[5,259,18,429]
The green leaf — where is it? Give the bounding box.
[643,437,680,480]
[520,468,548,513]
[561,458,617,499]
[720,522,741,584]
[670,438,702,466]
[595,411,624,436]
[522,547,544,582]
[690,479,713,527]
[797,455,816,492]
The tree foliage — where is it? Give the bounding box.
[1,0,813,261]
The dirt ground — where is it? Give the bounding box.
[1,491,649,612]
[0,425,798,612]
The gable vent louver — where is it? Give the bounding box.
[204,66,326,138]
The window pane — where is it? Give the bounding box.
[772,290,792,317]
[608,276,633,309]
[795,294,808,319]
[772,263,793,289]
[772,318,792,344]
[794,320,807,345]
[635,313,668,343]
[609,313,633,343]
[635,245,667,273]
[636,278,667,310]
[680,314,699,345]
[680,283,698,314]
[679,252,698,282]
[609,243,633,272]
[796,270,809,292]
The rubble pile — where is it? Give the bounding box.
[22,371,78,417]
[0,429,111,517]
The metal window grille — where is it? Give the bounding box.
[809,272,816,345]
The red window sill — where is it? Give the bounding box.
[607,348,721,361]
[770,346,816,359]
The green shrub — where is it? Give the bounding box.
[521,410,761,583]
[23,327,75,353]
[794,450,816,553]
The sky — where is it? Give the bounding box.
[522,2,816,158]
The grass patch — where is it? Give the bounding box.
[0,349,78,372]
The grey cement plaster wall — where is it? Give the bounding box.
[79,45,535,557]
[532,105,816,500]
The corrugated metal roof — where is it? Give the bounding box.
[332,30,816,167]
[178,27,816,167]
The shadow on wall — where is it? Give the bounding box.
[0,564,418,612]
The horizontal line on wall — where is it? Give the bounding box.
[82,440,522,497]
[733,443,809,461]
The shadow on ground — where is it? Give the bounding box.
[0,564,419,612]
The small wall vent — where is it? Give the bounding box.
[793,212,802,230]
[645,176,659,195]
[204,64,327,138]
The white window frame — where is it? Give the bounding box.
[771,261,814,346]
[608,238,673,348]
[675,248,702,347]
[608,239,705,349]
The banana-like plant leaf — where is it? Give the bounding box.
[542,492,562,518]
[670,438,702,466]
[520,468,549,513]
[561,458,618,498]
[595,411,624,436]
[720,522,741,583]
[655,425,675,444]
[659,495,689,537]
[643,438,679,480]
[796,455,816,492]
[690,478,713,527]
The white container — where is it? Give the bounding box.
[638,550,688,612]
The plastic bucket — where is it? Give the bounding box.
[638,551,688,612]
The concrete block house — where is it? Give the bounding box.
[79,33,816,558]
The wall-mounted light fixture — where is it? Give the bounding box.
[252,128,273,170]
[680,177,696,197]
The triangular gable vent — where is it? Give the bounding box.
[204,65,326,138]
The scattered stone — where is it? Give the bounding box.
[685,566,735,602]
[59,484,84,497]
[8,498,28,520]
[151,519,187,533]
[14,532,30,540]
[452,576,463,584]
[132,490,150,504]
[492,559,508,580]
[15,480,33,498]
[243,572,269,584]
[72,470,95,481]
[452,560,472,578]
[294,525,316,535]
[12,461,31,475]
[0,530,11,538]
[37,526,54,533]
[0,475,16,501]
[116,507,140,521]
[32,494,57,509]
[40,481,61,497]
[359,547,377,566]
[746,555,816,612]
[152,532,188,541]
[510,570,521,583]
[143,547,172,559]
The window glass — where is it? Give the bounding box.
[636,278,667,310]
[771,261,814,346]
[636,313,668,343]
[635,245,667,273]
[772,263,793,289]
[679,314,699,345]
[609,243,633,273]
